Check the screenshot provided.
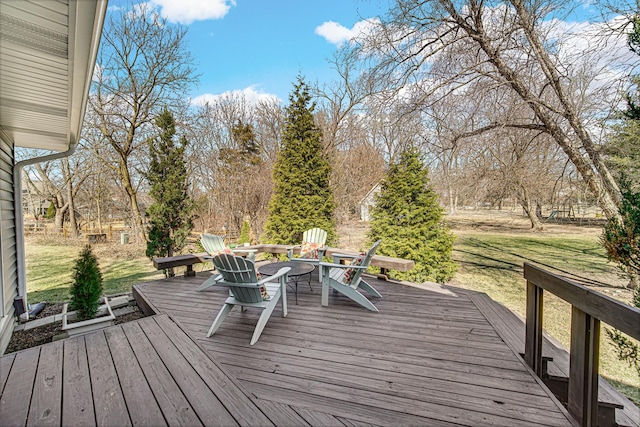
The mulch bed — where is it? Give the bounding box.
[5,302,146,354]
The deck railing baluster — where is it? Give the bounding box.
[523,262,640,427]
[525,281,544,377]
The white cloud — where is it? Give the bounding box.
[149,0,235,24]
[191,86,280,106]
[92,63,104,82]
[315,18,380,46]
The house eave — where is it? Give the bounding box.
[0,0,108,152]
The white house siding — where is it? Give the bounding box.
[0,136,16,355]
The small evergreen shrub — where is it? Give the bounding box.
[238,220,252,245]
[44,202,56,220]
[70,245,104,320]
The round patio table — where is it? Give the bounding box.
[258,261,315,304]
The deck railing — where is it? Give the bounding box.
[523,262,640,426]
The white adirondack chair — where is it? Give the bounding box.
[207,254,290,345]
[198,233,256,291]
[287,227,328,280]
[320,240,382,312]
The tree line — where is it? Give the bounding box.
[19,0,639,242]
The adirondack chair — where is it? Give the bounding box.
[198,233,256,291]
[207,253,290,345]
[287,227,328,280]
[320,240,382,312]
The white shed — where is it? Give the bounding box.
[360,183,381,222]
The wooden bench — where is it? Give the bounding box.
[153,254,208,276]
[153,244,415,277]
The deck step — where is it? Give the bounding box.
[469,292,639,427]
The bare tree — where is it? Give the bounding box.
[349,0,634,219]
[23,162,66,231]
[187,94,281,238]
[86,3,197,242]
[23,152,92,236]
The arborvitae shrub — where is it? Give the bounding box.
[367,149,456,283]
[238,220,252,245]
[70,245,104,320]
[263,76,336,245]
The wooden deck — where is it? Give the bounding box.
[0,314,275,426]
[131,270,576,426]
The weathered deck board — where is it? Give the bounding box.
[0,314,276,426]
[133,271,575,426]
[62,337,95,426]
[29,340,63,426]
[2,348,40,426]
[0,352,14,392]
[208,343,560,408]
[103,326,166,426]
[85,332,130,426]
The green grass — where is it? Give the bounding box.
[451,228,639,405]
[25,237,165,303]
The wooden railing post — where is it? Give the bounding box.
[568,306,600,427]
[525,281,544,377]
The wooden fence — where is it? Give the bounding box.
[523,262,640,426]
[24,223,238,246]
[24,223,132,242]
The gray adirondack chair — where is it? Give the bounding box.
[198,233,256,291]
[207,253,290,345]
[320,240,382,312]
[287,227,328,280]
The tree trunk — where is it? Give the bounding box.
[97,197,102,233]
[118,156,146,243]
[448,181,457,214]
[519,186,544,231]
[62,159,79,238]
[66,186,78,238]
[53,195,66,233]
[454,2,622,221]
[167,246,175,278]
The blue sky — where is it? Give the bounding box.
[107,0,625,105]
[109,0,391,103]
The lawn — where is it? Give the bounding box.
[448,215,639,405]
[24,236,166,303]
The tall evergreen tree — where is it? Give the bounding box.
[602,179,640,289]
[263,77,336,244]
[368,149,456,283]
[145,109,195,277]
